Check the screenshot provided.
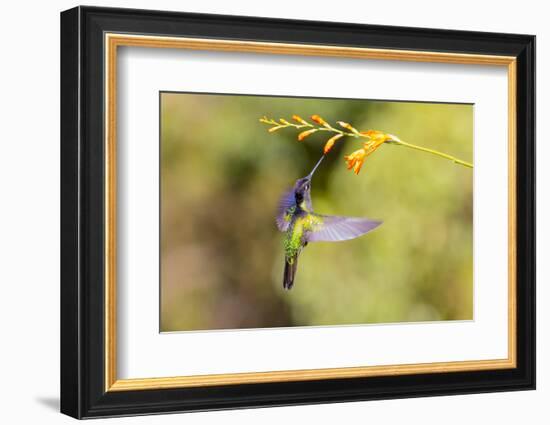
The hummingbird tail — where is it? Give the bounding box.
[283,255,299,290]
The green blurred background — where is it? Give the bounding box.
[160,92,473,332]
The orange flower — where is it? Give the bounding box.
[311,114,331,128]
[344,148,367,174]
[297,128,318,141]
[344,134,389,174]
[361,130,390,143]
[311,114,325,125]
[292,114,309,126]
[323,133,344,154]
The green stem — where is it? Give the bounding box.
[389,139,473,168]
[260,116,473,169]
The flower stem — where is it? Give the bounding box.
[388,139,473,168]
[260,115,473,169]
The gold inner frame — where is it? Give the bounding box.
[104,33,517,392]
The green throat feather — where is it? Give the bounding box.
[283,214,323,259]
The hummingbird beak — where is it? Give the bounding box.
[308,155,325,179]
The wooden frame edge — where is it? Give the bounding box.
[108,358,516,391]
[507,59,518,369]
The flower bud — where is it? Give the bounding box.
[297,128,318,141]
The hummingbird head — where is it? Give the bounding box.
[293,155,325,205]
[293,176,312,204]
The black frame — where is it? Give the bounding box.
[61,6,536,419]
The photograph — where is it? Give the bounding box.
[160,92,474,332]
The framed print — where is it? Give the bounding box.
[60,6,536,419]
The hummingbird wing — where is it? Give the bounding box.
[276,188,296,232]
[307,214,382,242]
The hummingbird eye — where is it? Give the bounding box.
[304,183,310,190]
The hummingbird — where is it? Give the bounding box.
[276,155,382,290]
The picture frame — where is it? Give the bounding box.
[60,5,535,419]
